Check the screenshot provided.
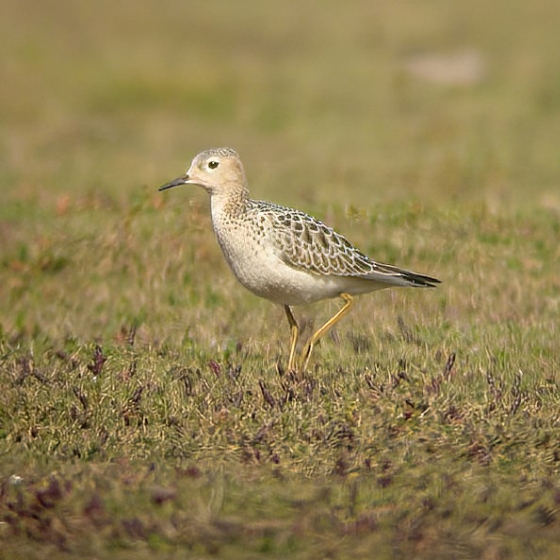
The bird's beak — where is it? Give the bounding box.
[158,174,190,191]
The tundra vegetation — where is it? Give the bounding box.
[1,1,559,558]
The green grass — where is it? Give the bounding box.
[2,0,560,558]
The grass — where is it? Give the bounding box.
[1,0,560,557]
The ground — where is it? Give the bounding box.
[1,1,560,558]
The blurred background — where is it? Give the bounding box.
[1,0,560,343]
[2,0,560,210]
[2,5,560,554]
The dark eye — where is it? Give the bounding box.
[208,160,219,170]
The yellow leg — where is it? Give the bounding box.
[284,305,299,371]
[300,293,354,371]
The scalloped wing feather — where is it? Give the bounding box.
[252,202,439,288]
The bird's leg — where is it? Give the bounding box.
[300,293,354,371]
[284,305,299,372]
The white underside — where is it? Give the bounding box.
[226,247,387,306]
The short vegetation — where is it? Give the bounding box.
[1,1,559,558]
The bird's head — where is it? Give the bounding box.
[159,147,247,196]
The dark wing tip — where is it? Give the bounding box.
[407,273,441,288]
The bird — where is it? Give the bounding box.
[159,148,440,371]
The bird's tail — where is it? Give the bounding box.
[363,262,441,288]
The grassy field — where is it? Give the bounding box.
[2,0,560,558]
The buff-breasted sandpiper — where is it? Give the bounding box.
[160,148,440,371]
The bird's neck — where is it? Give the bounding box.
[210,186,250,220]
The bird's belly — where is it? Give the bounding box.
[215,234,325,304]
[237,264,343,305]
[218,234,384,305]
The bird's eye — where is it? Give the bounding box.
[208,160,219,170]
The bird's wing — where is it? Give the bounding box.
[259,203,440,288]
